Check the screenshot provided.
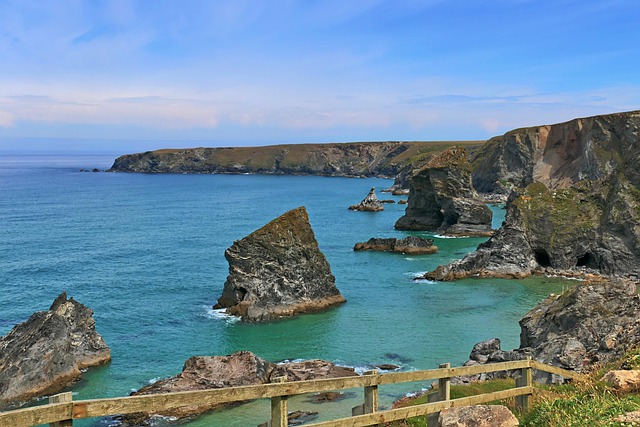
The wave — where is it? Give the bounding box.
[202,306,240,324]
[433,234,471,239]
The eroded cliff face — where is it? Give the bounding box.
[472,110,640,193]
[395,147,493,236]
[425,174,640,280]
[0,293,111,408]
[214,206,345,322]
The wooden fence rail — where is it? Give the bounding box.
[0,358,584,427]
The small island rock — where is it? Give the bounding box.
[214,206,345,322]
[349,187,384,211]
[0,292,111,408]
[354,236,437,255]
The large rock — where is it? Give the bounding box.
[425,175,640,280]
[353,236,437,254]
[349,187,384,211]
[0,293,111,408]
[602,370,640,393]
[519,278,640,377]
[438,405,519,427]
[122,351,357,425]
[471,110,640,194]
[395,147,492,236]
[214,206,345,322]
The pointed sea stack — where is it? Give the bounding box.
[394,147,492,236]
[0,293,111,408]
[349,187,384,211]
[214,206,345,322]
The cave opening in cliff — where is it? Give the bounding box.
[534,249,552,267]
[576,252,597,268]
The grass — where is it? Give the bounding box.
[389,348,640,427]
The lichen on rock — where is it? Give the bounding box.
[214,206,345,322]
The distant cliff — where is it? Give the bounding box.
[109,141,483,178]
[471,110,640,193]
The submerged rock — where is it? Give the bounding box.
[395,147,492,236]
[353,236,437,255]
[0,293,111,408]
[214,206,345,322]
[123,351,357,425]
[349,187,384,211]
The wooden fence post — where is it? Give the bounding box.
[364,369,379,414]
[49,392,73,427]
[426,363,450,427]
[270,376,288,427]
[515,357,533,413]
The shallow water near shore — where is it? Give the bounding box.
[0,154,572,426]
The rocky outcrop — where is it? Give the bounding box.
[122,351,357,425]
[0,293,111,408]
[395,147,492,236]
[353,236,437,254]
[471,110,640,194]
[349,187,384,211]
[453,338,527,384]
[424,175,640,280]
[109,141,482,177]
[438,405,519,427]
[214,206,345,322]
[519,278,640,378]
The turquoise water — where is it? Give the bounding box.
[0,154,569,426]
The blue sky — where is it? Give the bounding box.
[1,0,639,152]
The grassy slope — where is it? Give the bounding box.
[390,348,640,427]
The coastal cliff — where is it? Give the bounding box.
[471,110,640,193]
[426,110,640,280]
[109,140,482,178]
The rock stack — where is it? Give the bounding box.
[0,293,111,408]
[349,187,384,211]
[214,206,345,322]
[395,147,492,236]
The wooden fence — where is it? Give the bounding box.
[0,358,584,427]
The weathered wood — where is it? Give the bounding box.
[0,402,72,427]
[530,360,586,381]
[5,358,589,427]
[270,376,287,427]
[50,392,73,427]
[427,362,451,427]
[305,386,534,427]
[363,369,378,415]
[515,357,533,412]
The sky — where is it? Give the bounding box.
[1,0,639,152]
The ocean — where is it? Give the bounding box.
[0,154,571,426]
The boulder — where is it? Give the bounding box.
[353,236,437,255]
[395,147,492,236]
[438,405,518,427]
[453,338,527,384]
[0,293,111,408]
[214,206,345,322]
[349,187,384,211]
[122,351,357,425]
[602,370,640,392]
